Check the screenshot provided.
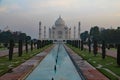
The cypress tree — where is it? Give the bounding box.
[75,40,76,47]
[41,40,44,47]
[67,40,68,44]
[75,40,77,47]
[102,41,106,59]
[117,44,120,65]
[46,40,48,45]
[88,38,91,53]
[44,40,45,46]
[37,40,41,49]
[9,40,14,60]
[93,40,98,56]
[50,40,52,44]
[73,40,75,47]
[40,40,42,48]
[78,40,80,48]
[71,40,74,46]
[81,40,83,51]
[39,40,41,48]
[70,40,72,45]
[46,40,47,45]
[18,40,23,57]
[76,40,79,48]
[72,40,74,47]
[78,40,81,49]
[25,39,28,53]
[31,40,33,51]
[44,40,46,46]
[71,40,73,46]
[37,40,39,49]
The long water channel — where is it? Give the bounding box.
[25,44,85,80]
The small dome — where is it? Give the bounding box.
[55,16,65,27]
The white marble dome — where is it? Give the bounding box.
[55,16,65,27]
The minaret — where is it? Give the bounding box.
[39,21,41,40]
[78,22,81,39]
[44,26,46,40]
[74,26,76,39]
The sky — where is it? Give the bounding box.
[0,0,120,39]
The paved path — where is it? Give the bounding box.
[0,48,17,57]
[0,44,110,80]
[65,45,109,80]
[84,45,117,58]
[0,45,53,80]
[0,46,31,57]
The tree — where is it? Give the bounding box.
[0,31,13,43]
[78,40,81,49]
[90,26,100,41]
[32,39,37,47]
[0,31,31,43]
[41,40,44,47]
[9,40,14,60]
[75,40,77,48]
[88,37,91,53]
[71,40,74,47]
[26,36,31,41]
[102,41,106,59]
[37,40,41,49]
[19,33,26,42]
[3,43,8,48]
[117,44,120,65]
[93,40,98,56]
[101,28,120,44]
[80,31,89,42]
[18,40,23,57]
[31,40,33,51]
[81,40,84,51]
[39,40,42,48]
[25,39,28,53]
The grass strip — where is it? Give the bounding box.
[0,44,52,76]
[67,44,120,80]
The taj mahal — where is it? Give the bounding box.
[39,16,81,42]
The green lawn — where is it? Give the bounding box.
[110,48,117,51]
[0,44,52,76]
[0,47,7,51]
[0,43,7,51]
[67,44,120,80]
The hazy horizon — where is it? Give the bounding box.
[0,0,120,39]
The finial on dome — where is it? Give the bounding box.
[55,15,65,27]
[59,15,61,18]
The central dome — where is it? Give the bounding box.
[55,16,65,27]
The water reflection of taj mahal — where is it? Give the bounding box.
[39,16,81,42]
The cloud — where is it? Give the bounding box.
[0,6,7,12]
[114,14,120,17]
[24,0,74,10]
[0,0,120,38]
[40,0,73,8]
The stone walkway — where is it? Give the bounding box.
[65,45,109,80]
[0,44,110,80]
[0,46,31,57]
[0,45,53,80]
[84,45,117,58]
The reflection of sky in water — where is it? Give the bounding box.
[26,44,82,80]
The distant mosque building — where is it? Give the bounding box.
[39,16,81,41]
[49,16,71,40]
